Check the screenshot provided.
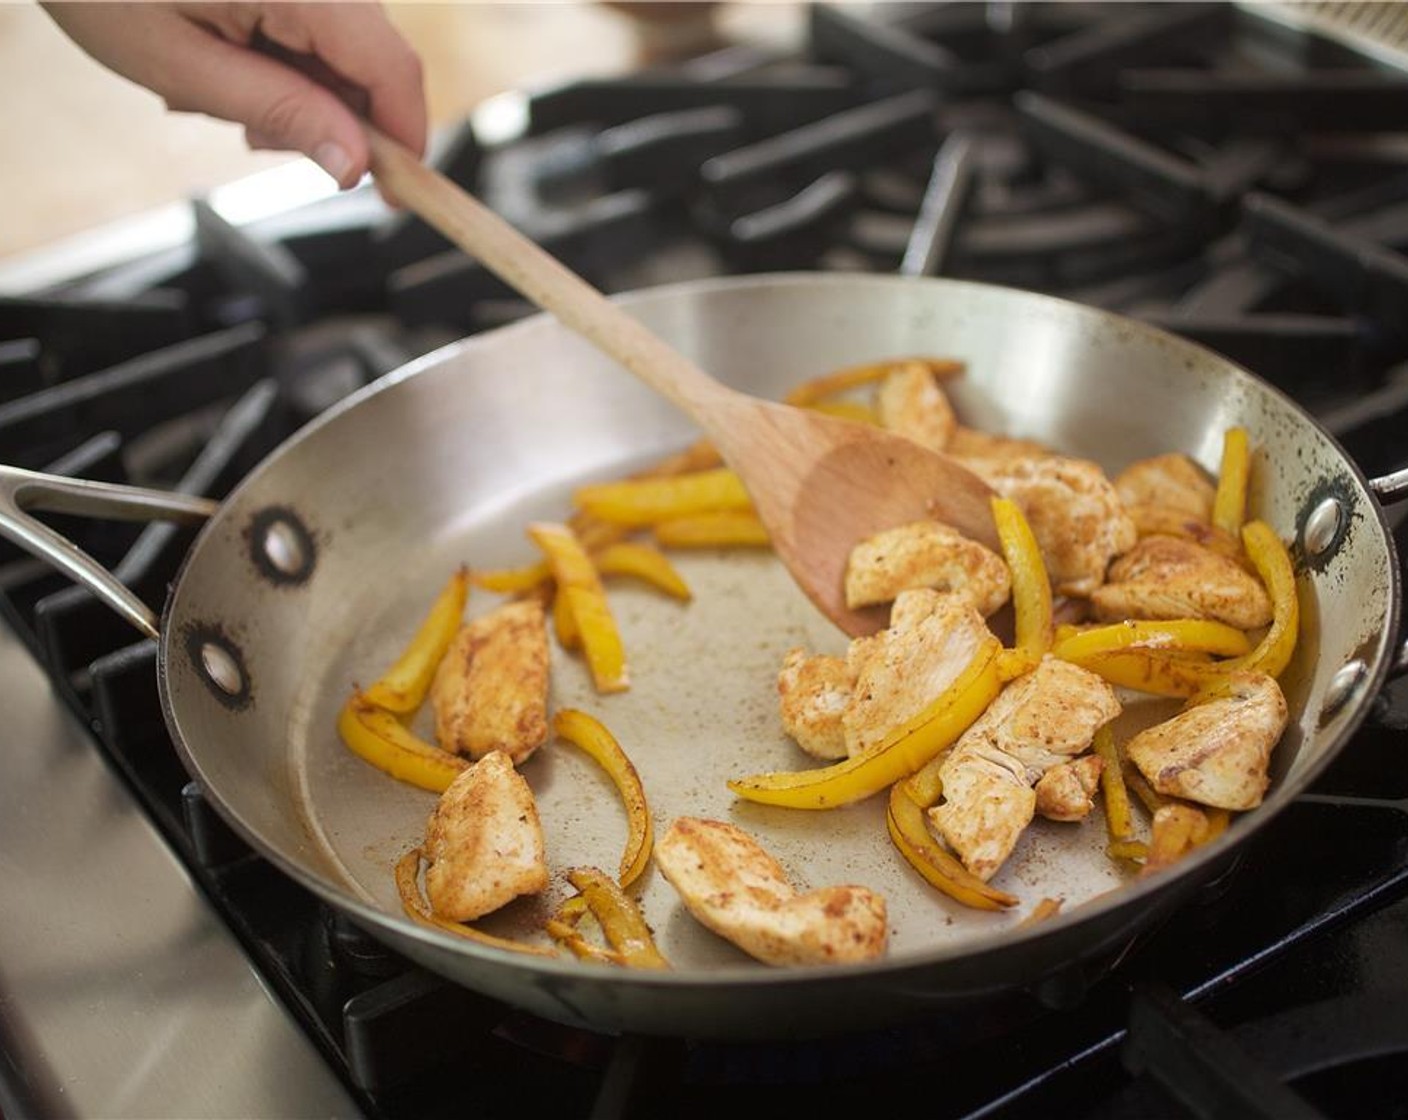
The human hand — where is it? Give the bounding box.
[43,2,426,190]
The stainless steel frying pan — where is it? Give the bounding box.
[3,274,1405,1040]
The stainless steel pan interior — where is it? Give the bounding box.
[4,274,1404,1039]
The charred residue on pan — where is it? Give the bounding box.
[244,504,320,586]
[182,622,254,711]
[1293,475,1360,576]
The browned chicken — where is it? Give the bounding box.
[976,455,1138,598]
[1090,536,1273,630]
[875,360,956,449]
[423,750,550,921]
[431,599,550,764]
[843,589,994,756]
[930,657,1120,879]
[1114,452,1216,520]
[948,425,1052,466]
[844,520,1011,615]
[776,648,854,760]
[1125,670,1288,810]
[1034,754,1104,822]
[654,817,888,966]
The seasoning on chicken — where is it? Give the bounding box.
[977,455,1138,598]
[430,599,550,764]
[844,520,1012,615]
[654,817,888,966]
[930,657,1120,879]
[776,648,854,760]
[948,426,1052,467]
[1125,670,1288,810]
[1090,535,1273,630]
[875,359,957,450]
[1034,754,1104,822]
[423,750,550,921]
[1114,452,1216,520]
[843,588,993,757]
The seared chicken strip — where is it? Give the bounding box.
[978,455,1138,598]
[431,599,550,764]
[1114,452,1216,520]
[777,648,854,760]
[875,360,957,450]
[1125,671,1287,810]
[843,589,993,757]
[655,817,888,966]
[844,520,1011,615]
[1091,536,1273,630]
[1034,754,1104,822]
[948,426,1052,467]
[930,657,1120,879]
[423,750,550,921]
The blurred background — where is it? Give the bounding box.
[0,1,802,261]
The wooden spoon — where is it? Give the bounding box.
[367,128,996,637]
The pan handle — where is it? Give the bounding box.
[0,466,219,641]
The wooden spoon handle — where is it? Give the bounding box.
[366,126,734,420]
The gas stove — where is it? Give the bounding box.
[3,4,1408,1118]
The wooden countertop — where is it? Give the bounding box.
[1,2,802,263]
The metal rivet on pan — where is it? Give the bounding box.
[1301,497,1343,558]
[200,641,246,698]
[261,518,307,577]
[247,506,316,585]
[1323,660,1367,720]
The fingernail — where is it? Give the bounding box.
[311,142,354,186]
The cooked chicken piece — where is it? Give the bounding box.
[1114,453,1216,520]
[875,360,957,450]
[1125,671,1287,810]
[1035,754,1104,822]
[842,589,993,757]
[655,817,888,966]
[844,520,1011,615]
[423,750,550,921]
[980,455,1138,598]
[948,426,1052,468]
[777,648,854,760]
[930,657,1120,879]
[431,599,550,764]
[1123,503,1242,558]
[1090,536,1273,630]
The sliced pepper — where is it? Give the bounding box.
[992,495,1052,659]
[396,848,557,957]
[564,866,669,970]
[545,913,624,965]
[902,748,950,809]
[528,521,629,693]
[591,541,693,601]
[1093,725,1135,843]
[1052,619,1252,663]
[573,468,753,527]
[1065,648,1216,698]
[886,781,1018,910]
[1107,838,1149,863]
[361,568,468,713]
[783,356,964,407]
[470,560,552,595]
[1212,426,1251,538]
[728,636,1001,809]
[1016,897,1063,927]
[1221,519,1299,680]
[553,709,653,888]
[804,400,878,424]
[652,511,771,549]
[552,586,581,649]
[1141,803,1206,876]
[337,693,468,793]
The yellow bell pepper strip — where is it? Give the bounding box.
[573,468,753,527]
[1064,648,1215,698]
[552,709,653,888]
[1107,838,1150,864]
[470,560,552,595]
[591,541,693,601]
[1196,807,1231,846]
[886,782,1018,910]
[1221,519,1299,680]
[652,510,771,549]
[528,522,629,693]
[992,496,1052,659]
[1123,762,1167,816]
[1141,803,1206,876]
[804,400,878,424]
[1093,725,1135,843]
[396,848,557,957]
[1016,897,1063,928]
[994,648,1041,683]
[552,586,581,650]
[1212,426,1251,537]
[902,748,950,809]
[361,568,468,713]
[728,636,1001,809]
[565,866,670,970]
[1052,619,1252,663]
[544,913,625,966]
[337,693,468,793]
[783,356,964,407]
